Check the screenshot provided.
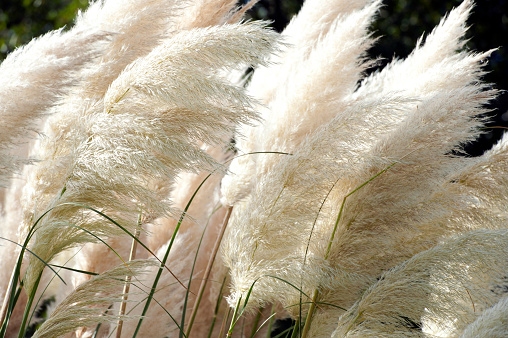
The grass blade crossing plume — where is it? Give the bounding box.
[332,229,508,337]
[0,0,506,337]
[32,260,156,338]
[0,0,279,336]
[221,0,503,336]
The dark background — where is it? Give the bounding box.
[1,0,507,155]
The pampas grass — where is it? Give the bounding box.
[332,229,508,337]
[0,28,109,187]
[1,0,507,337]
[32,260,155,338]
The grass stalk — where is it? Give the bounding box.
[185,206,233,337]
[219,307,232,338]
[116,227,140,338]
[249,308,263,338]
[301,162,398,338]
[17,273,42,338]
[289,318,300,338]
[265,303,276,338]
[132,170,214,337]
[300,289,319,338]
[227,296,242,337]
[207,274,227,338]
[0,264,17,327]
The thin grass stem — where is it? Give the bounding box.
[300,289,319,338]
[186,206,233,337]
[265,304,276,338]
[219,307,232,338]
[249,307,263,337]
[301,161,398,338]
[132,170,214,337]
[17,273,42,338]
[0,263,17,327]
[207,274,228,338]
[116,226,140,338]
[227,296,242,337]
[289,318,300,338]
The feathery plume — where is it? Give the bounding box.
[354,0,481,100]
[461,295,508,338]
[70,0,181,99]
[331,230,508,337]
[222,96,410,311]
[175,0,253,30]
[222,2,498,337]
[32,260,155,338]
[221,1,381,206]
[22,22,280,294]
[0,29,109,187]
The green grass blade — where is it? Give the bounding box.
[207,274,227,338]
[249,308,262,337]
[179,207,210,338]
[17,273,42,338]
[58,203,188,291]
[186,204,231,337]
[0,237,65,285]
[132,169,214,337]
[49,264,99,276]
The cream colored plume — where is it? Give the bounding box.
[0,28,108,188]
[175,0,257,30]
[461,295,508,338]
[221,0,381,206]
[446,132,508,231]
[249,0,375,105]
[222,1,499,336]
[22,22,280,294]
[70,0,181,99]
[222,96,410,311]
[354,0,482,101]
[32,260,155,338]
[331,230,508,337]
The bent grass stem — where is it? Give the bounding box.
[185,206,233,337]
[300,161,398,338]
[116,226,140,338]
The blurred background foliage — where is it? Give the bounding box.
[1,0,507,154]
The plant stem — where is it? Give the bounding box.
[116,228,140,338]
[265,303,276,338]
[186,206,233,337]
[17,273,42,338]
[219,307,232,338]
[289,318,300,338]
[300,289,319,338]
[249,308,262,338]
[207,274,227,338]
[300,162,397,338]
[227,296,242,337]
[0,264,17,327]
[133,172,213,337]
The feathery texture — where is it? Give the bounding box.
[223,97,411,310]
[32,260,155,338]
[353,0,480,100]
[70,0,180,99]
[22,22,280,294]
[222,2,500,337]
[460,295,508,338]
[0,29,108,188]
[331,230,508,337]
[221,0,380,206]
[175,0,254,30]
[1,0,506,336]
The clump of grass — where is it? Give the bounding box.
[1,0,507,337]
